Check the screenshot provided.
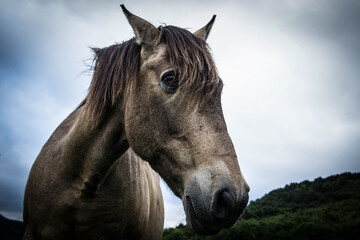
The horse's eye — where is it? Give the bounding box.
[160,70,178,94]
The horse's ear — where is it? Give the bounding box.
[193,15,216,41]
[121,4,160,46]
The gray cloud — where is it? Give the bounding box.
[219,0,360,199]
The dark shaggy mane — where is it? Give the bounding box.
[83,25,222,122]
[83,38,141,120]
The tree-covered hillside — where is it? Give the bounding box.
[162,172,360,240]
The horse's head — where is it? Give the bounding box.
[121,5,249,234]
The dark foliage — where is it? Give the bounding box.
[162,172,360,240]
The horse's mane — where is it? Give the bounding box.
[83,38,140,120]
[83,26,222,121]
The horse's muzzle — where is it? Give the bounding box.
[183,171,249,235]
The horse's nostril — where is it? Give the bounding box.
[213,190,234,221]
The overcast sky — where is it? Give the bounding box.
[1,0,360,228]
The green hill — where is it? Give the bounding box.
[162,172,360,240]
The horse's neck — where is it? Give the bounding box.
[62,105,129,197]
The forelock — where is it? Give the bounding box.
[157,26,222,104]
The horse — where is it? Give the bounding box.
[23,5,249,240]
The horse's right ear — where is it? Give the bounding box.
[193,15,216,41]
[121,5,160,46]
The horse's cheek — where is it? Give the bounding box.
[124,107,157,161]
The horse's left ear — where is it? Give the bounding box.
[121,4,160,46]
[193,15,216,41]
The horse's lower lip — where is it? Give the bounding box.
[185,196,219,235]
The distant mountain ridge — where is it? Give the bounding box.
[0,214,24,240]
[162,172,360,240]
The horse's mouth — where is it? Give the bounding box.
[185,196,220,235]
